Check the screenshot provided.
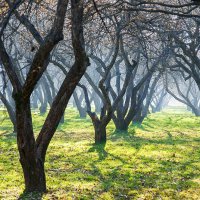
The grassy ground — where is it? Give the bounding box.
[0,106,200,199]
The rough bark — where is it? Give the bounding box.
[88,111,106,144]
[15,98,46,192]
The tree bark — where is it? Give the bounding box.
[112,114,129,131]
[132,108,144,125]
[115,121,129,131]
[94,122,106,144]
[15,98,46,192]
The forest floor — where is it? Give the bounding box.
[0,107,200,200]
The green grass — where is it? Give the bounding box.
[1,106,200,199]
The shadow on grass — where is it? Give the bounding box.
[164,130,173,141]
[132,122,145,129]
[109,128,198,152]
[18,191,44,200]
[88,143,108,160]
[1,131,16,138]
[88,152,200,193]
[110,128,135,139]
[0,125,13,132]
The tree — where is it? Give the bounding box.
[132,73,162,124]
[83,27,136,143]
[166,72,200,116]
[0,0,90,192]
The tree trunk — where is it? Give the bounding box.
[88,112,107,144]
[192,108,200,116]
[114,119,128,131]
[15,98,46,192]
[94,123,106,144]
[20,157,46,192]
[32,95,38,109]
[40,99,47,115]
[132,115,144,125]
[79,108,87,118]
[73,91,87,118]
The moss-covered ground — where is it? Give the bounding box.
[0,107,200,199]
